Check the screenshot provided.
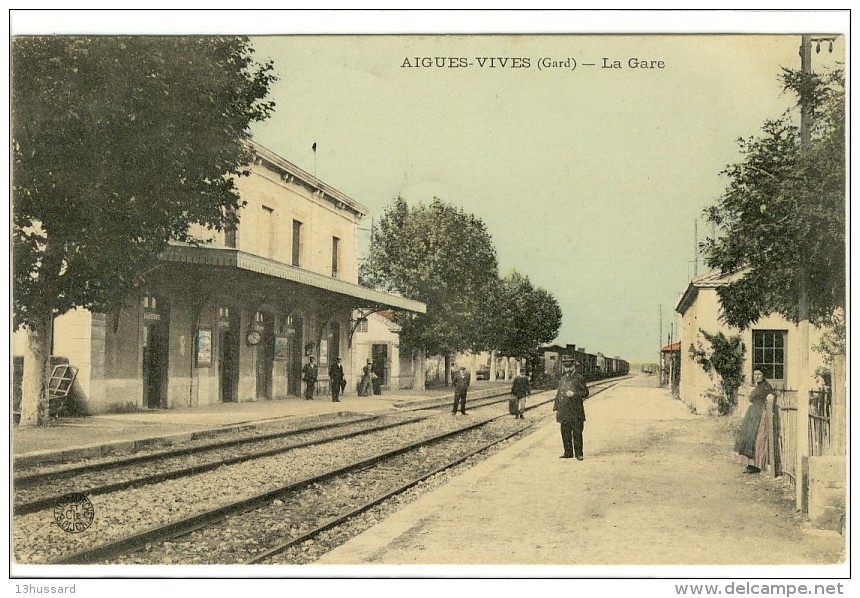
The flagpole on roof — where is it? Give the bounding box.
[312,142,317,177]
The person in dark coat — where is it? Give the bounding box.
[371,359,384,395]
[302,356,318,400]
[452,365,471,415]
[734,369,775,473]
[510,369,531,419]
[553,358,589,459]
[329,356,345,402]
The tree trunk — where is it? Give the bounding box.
[489,350,497,381]
[413,348,426,391]
[19,237,63,427]
[444,354,451,387]
[20,312,53,426]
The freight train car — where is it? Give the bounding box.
[535,343,629,385]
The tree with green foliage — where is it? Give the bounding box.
[492,270,562,360]
[361,197,499,374]
[701,68,845,329]
[12,36,276,425]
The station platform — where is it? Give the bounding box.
[11,382,509,467]
[316,377,846,572]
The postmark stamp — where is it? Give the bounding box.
[53,493,95,534]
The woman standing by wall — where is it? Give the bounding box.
[734,369,775,473]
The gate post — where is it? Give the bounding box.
[830,354,846,456]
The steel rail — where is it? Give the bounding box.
[247,420,538,563]
[49,412,520,565]
[15,415,425,516]
[14,414,382,486]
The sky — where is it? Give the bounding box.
[9,10,848,364]
[244,29,845,363]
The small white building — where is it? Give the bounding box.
[675,270,826,415]
[350,310,420,391]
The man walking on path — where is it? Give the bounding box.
[554,357,589,459]
[452,365,471,415]
[329,356,345,402]
[302,356,318,400]
[510,369,531,419]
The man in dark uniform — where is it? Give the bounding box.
[554,357,589,459]
[329,356,345,402]
[302,356,318,400]
[452,365,471,415]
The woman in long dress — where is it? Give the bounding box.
[734,369,775,473]
[358,359,373,396]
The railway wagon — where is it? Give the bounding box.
[535,344,628,383]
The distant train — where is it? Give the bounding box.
[534,343,629,383]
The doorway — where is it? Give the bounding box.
[218,310,240,403]
[143,320,168,409]
[255,311,275,400]
[372,343,388,389]
[285,314,303,396]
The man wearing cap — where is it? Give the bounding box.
[329,356,345,402]
[302,356,318,401]
[554,358,589,459]
[452,365,471,415]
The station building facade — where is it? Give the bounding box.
[24,140,425,414]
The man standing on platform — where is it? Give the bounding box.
[329,356,345,402]
[452,364,471,415]
[510,368,531,419]
[302,355,318,401]
[554,357,589,459]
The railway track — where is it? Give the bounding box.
[13,388,527,516]
[13,414,425,516]
[13,377,628,565]
[56,409,537,564]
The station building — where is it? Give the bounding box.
[21,140,425,414]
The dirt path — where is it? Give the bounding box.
[318,377,845,568]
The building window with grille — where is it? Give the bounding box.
[292,220,303,267]
[752,329,786,383]
[331,236,340,278]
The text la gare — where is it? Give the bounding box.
[604,57,665,69]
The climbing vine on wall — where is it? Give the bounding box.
[693,330,746,415]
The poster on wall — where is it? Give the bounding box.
[274,336,290,360]
[195,328,212,367]
[319,339,328,366]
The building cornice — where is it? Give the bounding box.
[245,139,369,219]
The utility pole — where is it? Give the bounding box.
[658,304,663,385]
[795,34,814,512]
[694,219,699,277]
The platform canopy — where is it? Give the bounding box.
[160,244,426,314]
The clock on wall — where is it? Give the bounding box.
[246,330,262,346]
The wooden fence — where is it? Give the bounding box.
[773,389,798,483]
[772,388,833,484]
